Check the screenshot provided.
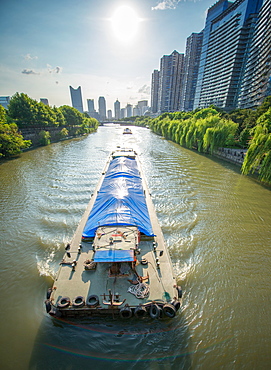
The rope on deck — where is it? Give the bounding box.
[127,281,150,299]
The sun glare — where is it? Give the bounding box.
[111,6,141,42]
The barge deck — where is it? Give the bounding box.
[45,148,181,319]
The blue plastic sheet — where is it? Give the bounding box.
[82,157,154,238]
[93,250,134,263]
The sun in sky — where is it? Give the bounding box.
[110,5,142,43]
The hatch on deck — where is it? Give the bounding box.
[93,249,134,263]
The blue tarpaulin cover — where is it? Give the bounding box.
[82,156,154,238]
[93,249,134,263]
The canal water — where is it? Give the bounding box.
[0,126,270,370]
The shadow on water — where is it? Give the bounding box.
[29,311,191,370]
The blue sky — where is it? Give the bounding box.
[0,0,216,112]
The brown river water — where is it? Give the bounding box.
[0,126,270,370]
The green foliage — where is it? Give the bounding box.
[0,105,31,157]
[39,130,51,146]
[134,116,151,127]
[59,105,84,126]
[59,127,69,139]
[148,108,238,154]
[242,108,271,183]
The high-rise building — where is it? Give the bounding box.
[193,0,263,111]
[126,104,133,118]
[0,96,10,109]
[87,98,99,119]
[114,99,120,120]
[137,100,148,116]
[151,70,160,114]
[107,110,112,120]
[238,0,271,108]
[40,98,49,106]
[120,108,126,119]
[87,99,95,113]
[98,96,107,121]
[181,32,203,111]
[69,86,84,113]
[133,105,141,116]
[158,50,185,113]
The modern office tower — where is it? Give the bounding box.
[137,100,148,116]
[181,32,203,111]
[133,105,141,116]
[114,99,121,120]
[193,0,263,111]
[87,99,95,113]
[98,96,107,120]
[107,110,112,120]
[40,98,49,106]
[151,70,160,113]
[87,99,99,119]
[69,86,83,113]
[126,104,133,118]
[158,50,185,113]
[0,96,10,109]
[120,108,126,119]
[238,0,271,108]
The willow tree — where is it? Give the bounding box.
[203,119,238,154]
[242,108,271,183]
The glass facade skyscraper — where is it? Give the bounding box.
[194,0,263,111]
[98,96,107,121]
[181,32,203,111]
[238,0,271,108]
[151,69,160,114]
[114,99,120,120]
[69,86,83,113]
[158,50,185,113]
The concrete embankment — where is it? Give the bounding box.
[20,126,83,147]
[214,148,246,167]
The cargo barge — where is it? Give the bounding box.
[45,148,182,319]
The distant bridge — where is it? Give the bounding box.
[99,121,134,126]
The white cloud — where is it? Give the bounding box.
[152,0,199,10]
[23,53,38,60]
[47,64,62,74]
[138,84,150,95]
[152,0,179,10]
[21,69,39,75]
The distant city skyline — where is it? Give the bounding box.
[0,0,217,112]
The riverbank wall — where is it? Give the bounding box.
[214,148,246,167]
[20,126,83,147]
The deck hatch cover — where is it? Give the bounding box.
[93,249,134,262]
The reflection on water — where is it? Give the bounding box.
[0,126,271,369]
[30,315,191,370]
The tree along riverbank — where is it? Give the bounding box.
[0,93,99,158]
[131,99,271,185]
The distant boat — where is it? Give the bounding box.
[123,127,132,134]
[45,148,182,319]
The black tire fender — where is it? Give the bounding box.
[163,303,176,318]
[46,288,52,299]
[149,303,160,319]
[171,300,181,312]
[119,306,133,319]
[176,286,182,299]
[57,296,70,308]
[86,295,99,307]
[134,305,147,318]
[45,299,51,313]
[72,296,85,308]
